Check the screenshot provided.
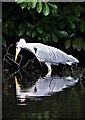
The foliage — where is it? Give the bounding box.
[16,0,57,16]
[2,2,85,51]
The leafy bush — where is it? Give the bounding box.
[2,2,85,51]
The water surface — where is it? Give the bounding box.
[2,69,85,119]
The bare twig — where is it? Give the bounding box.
[3,59,12,65]
[3,43,7,53]
[12,70,20,76]
[3,52,12,62]
[22,57,36,69]
[3,44,16,65]
[7,44,14,52]
[18,55,23,65]
[3,44,14,58]
[6,55,20,66]
[22,67,30,75]
[9,70,20,78]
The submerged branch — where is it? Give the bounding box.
[22,57,36,69]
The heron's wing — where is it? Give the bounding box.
[35,44,77,64]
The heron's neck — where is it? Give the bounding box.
[24,43,35,53]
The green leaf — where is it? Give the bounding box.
[79,21,85,33]
[16,24,25,36]
[72,37,83,51]
[30,0,37,9]
[38,35,42,40]
[70,33,76,38]
[16,0,25,3]
[26,30,32,36]
[52,34,58,42]
[37,27,43,34]
[20,3,27,9]
[59,21,66,29]
[67,16,79,24]
[65,39,71,49]
[74,5,83,17]
[27,23,34,29]
[82,42,85,51]
[51,9,58,16]
[57,31,69,38]
[36,0,43,13]
[27,3,31,10]
[43,3,50,16]
[46,33,51,39]
[72,39,77,49]
[72,6,81,17]
[16,29,24,36]
[48,3,57,9]
[45,36,49,42]
[68,22,75,29]
[43,37,47,43]
[32,30,37,38]
[77,38,83,51]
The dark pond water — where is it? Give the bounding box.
[2,67,85,119]
[2,44,85,119]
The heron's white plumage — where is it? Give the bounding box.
[15,38,79,74]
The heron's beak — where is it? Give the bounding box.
[15,48,20,61]
[15,76,19,90]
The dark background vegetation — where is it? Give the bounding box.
[2,3,85,119]
[2,2,85,65]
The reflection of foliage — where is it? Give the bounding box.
[2,2,85,51]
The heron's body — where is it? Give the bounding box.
[24,43,78,65]
[15,38,79,75]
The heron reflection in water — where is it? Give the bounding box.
[15,38,79,75]
[15,74,78,103]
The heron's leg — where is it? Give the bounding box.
[45,63,52,77]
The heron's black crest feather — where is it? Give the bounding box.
[34,47,37,54]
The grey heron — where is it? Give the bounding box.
[15,38,79,75]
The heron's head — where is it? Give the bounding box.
[16,38,26,49]
[15,38,26,61]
